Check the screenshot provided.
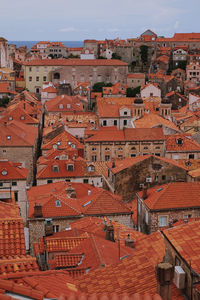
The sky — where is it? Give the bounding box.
[1,0,200,41]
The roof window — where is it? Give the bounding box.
[55,200,61,207]
[6,136,11,140]
[1,169,8,176]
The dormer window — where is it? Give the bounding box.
[124,111,127,115]
[59,104,63,109]
[71,144,76,149]
[67,164,74,171]
[55,200,61,207]
[53,144,58,149]
[88,165,95,172]
[7,136,11,140]
[176,138,183,145]
[1,169,8,176]
[52,165,59,172]
[67,104,71,109]
[9,116,13,121]
[20,116,25,120]
[57,141,61,146]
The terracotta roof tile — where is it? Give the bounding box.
[0,160,28,180]
[24,59,128,66]
[137,182,200,210]
[166,133,200,152]
[163,220,200,274]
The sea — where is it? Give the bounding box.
[8,41,83,50]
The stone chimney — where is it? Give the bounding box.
[156,262,174,300]
[34,203,43,218]
[65,184,76,198]
[125,234,135,249]
[142,185,148,200]
[105,220,115,242]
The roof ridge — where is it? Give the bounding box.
[90,234,105,267]
[151,183,171,209]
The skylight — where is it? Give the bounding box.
[157,188,163,192]
[82,200,92,207]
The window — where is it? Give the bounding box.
[36,67,39,72]
[144,147,148,150]
[36,88,40,94]
[131,147,136,150]
[159,216,167,227]
[184,214,192,218]
[65,179,71,182]
[155,153,160,157]
[9,116,13,121]
[67,164,74,171]
[103,120,107,126]
[92,155,97,162]
[12,182,17,186]
[53,225,59,232]
[14,191,18,202]
[162,175,166,180]
[83,179,89,184]
[105,155,110,161]
[20,116,25,120]
[105,147,110,151]
[131,154,136,157]
[177,138,183,145]
[43,76,47,81]
[55,200,61,207]
[36,76,39,81]
[123,120,127,126]
[67,104,71,109]
[0,182,3,186]
[1,170,8,175]
[118,147,123,151]
[54,72,60,79]
[155,146,160,150]
[88,165,95,172]
[114,120,117,126]
[47,179,53,184]
[59,104,63,109]
[7,136,11,140]
[53,165,59,172]
[124,111,127,115]
[29,67,32,72]
[92,147,96,151]
[189,154,194,159]
[2,150,6,154]
[29,76,32,82]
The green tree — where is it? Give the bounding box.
[126,86,141,97]
[92,82,113,93]
[111,53,121,60]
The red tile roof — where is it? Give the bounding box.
[27,182,131,219]
[137,182,200,210]
[85,127,164,142]
[127,73,145,79]
[0,106,38,125]
[42,86,58,93]
[0,202,20,219]
[42,131,84,151]
[76,232,165,295]
[166,133,200,152]
[0,83,17,95]
[37,158,101,179]
[163,220,200,274]
[0,121,38,147]
[0,160,28,180]
[24,59,128,66]
[45,95,84,112]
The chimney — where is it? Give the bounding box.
[65,184,76,198]
[156,262,174,300]
[125,234,135,249]
[4,122,7,126]
[105,220,115,242]
[34,203,43,218]
[142,185,148,200]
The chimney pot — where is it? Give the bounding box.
[156,262,174,300]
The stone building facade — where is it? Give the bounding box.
[84,127,165,162]
[24,59,128,94]
[104,155,188,201]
